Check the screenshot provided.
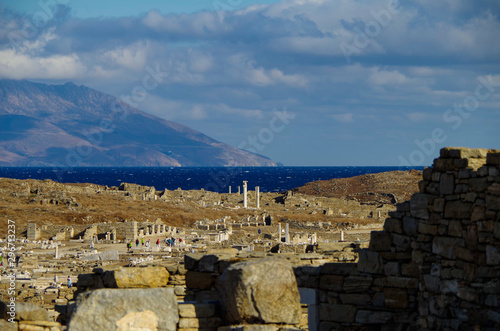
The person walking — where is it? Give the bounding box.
[136,238,139,247]
[90,240,94,252]
[67,276,72,288]
[141,238,145,246]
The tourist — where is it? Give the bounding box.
[141,238,145,246]
[258,228,262,235]
[54,275,58,285]
[127,242,132,252]
[136,238,139,247]
[67,276,72,288]
[90,240,94,252]
[15,255,20,267]
[156,238,160,247]
[0,253,2,267]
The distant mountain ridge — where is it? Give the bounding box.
[0,80,276,167]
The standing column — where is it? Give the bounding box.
[243,181,248,209]
[238,186,241,194]
[255,186,260,209]
[278,223,281,242]
[55,246,59,259]
[229,186,231,194]
[285,223,290,244]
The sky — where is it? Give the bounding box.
[0,0,499,166]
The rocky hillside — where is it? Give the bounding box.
[290,170,422,205]
[0,80,276,167]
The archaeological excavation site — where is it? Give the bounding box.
[1,147,500,331]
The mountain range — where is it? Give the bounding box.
[0,80,276,167]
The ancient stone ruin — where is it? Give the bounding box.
[1,147,499,331]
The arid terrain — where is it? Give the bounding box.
[0,170,421,236]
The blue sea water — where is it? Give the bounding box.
[0,166,423,193]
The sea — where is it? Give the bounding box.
[0,166,423,193]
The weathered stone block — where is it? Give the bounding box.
[486,245,500,265]
[178,317,221,329]
[448,220,462,237]
[432,236,457,259]
[184,253,204,271]
[355,310,392,324]
[373,276,418,289]
[384,262,400,276]
[418,223,438,235]
[384,288,408,309]
[109,267,169,288]
[339,294,371,305]
[178,303,216,318]
[343,276,372,293]
[410,194,432,219]
[402,216,419,237]
[357,250,383,274]
[433,198,445,213]
[444,201,472,219]
[383,218,403,234]
[13,303,50,322]
[319,275,344,291]
[186,271,216,290]
[440,147,488,159]
[440,173,455,195]
[369,231,392,252]
[68,288,178,331]
[487,152,500,165]
[218,257,301,325]
[470,177,489,192]
[423,275,440,293]
[320,263,357,276]
[319,304,356,323]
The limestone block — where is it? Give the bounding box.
[384,262,400,276]
[68,288,178,331]
[14,303,50,322]
[185,271,216,290]
[218,325,277,331]
[486,245,500,265]
[109,267,169,288]
[440,147,488,159]
[357,250,383,274]
[369,231,392,252]
[320,263,358,276]
[439,173,455,195]
[487,152,500,165]
[418,223,438,235]
[184,253,205,271]
[373,276,417,289]
[444,201,472,219]
[339,294,371,305]
[410,194,432,220]
[178,317,221,329]
[355,310,392,324]
[343,276,373,293]
[0,320,17,331]
[432,236,457,259]
[423,275,440,293]
[383,218,403,235]
[488,183,500,196]
[447,220,462,237]
[319,304,357,323]
[218,257,301,325]
[178,303,216,318]
[98,250,119,261]
[470,178,489,192]
[384,288,408,309]
[319,275,344,291]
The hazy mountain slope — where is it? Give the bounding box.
[0,80,276,167]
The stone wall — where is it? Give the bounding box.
[295,147,500,330]
[13,147,499,331]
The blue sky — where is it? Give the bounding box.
[0,0,499,166]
